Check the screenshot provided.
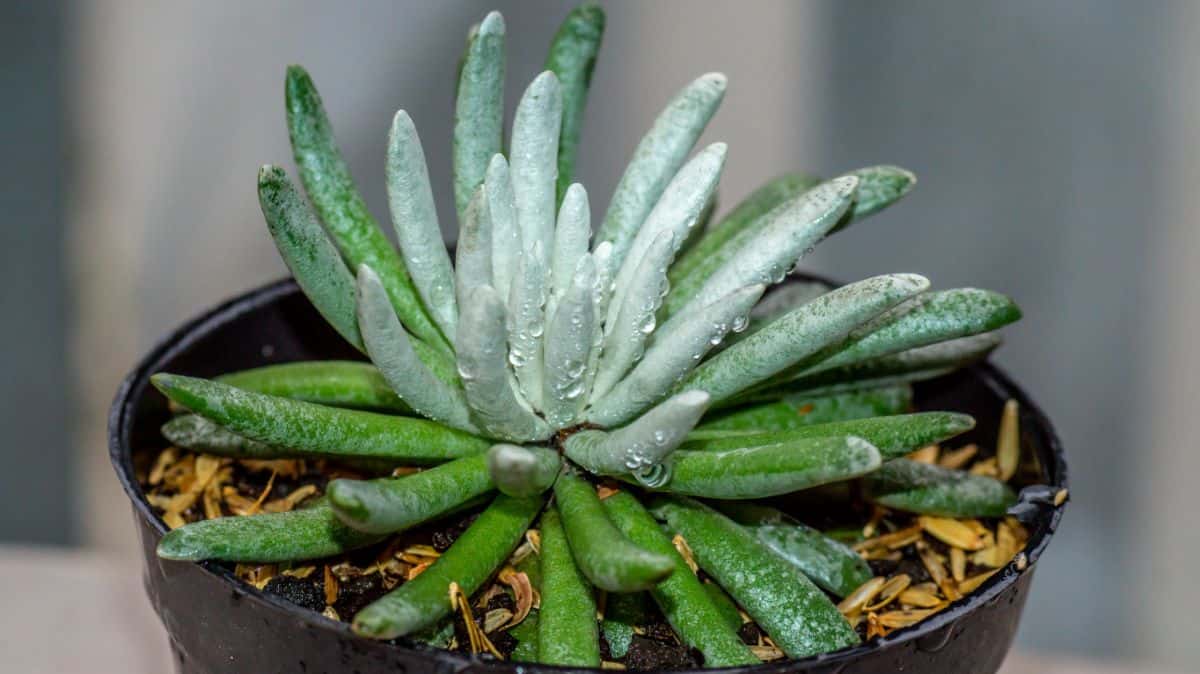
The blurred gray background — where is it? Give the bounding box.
[4,0,1195,671]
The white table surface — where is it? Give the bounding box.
[0,545,1168,674]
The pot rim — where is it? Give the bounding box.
[109,277,1068,673]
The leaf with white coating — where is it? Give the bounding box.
[591,230,676,401]
[457,286,551,442]
[455,186,492,312]
[357,265,475,432]
[507,242,548,410]
[388,111,457,338]
[605,143,727,336]
[542,256,597,428]
[837,165,916,228]
[487,444,562,497]
[679,274,930,405]
[670,173,820,287]
[649,436,881,499]
[589,285,763,428]
[453,11,505,221]
[485,154,521,303]
[597,73,727,271]
[258,165,362,351]
[510,71,562,259]
[803,288,1021,375]
[565,390,710,478]
[551,183,591,301]
[769,332,1002,393]
[661,175,859,322]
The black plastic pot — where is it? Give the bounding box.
[110,277,1067,674]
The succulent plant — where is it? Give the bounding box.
[150,5,1023,666]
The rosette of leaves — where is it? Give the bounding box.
[151,5,1022,665]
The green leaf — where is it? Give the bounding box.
[604,143,727,336]
[567,390,710,477]
[589,284,762,428]
[651,436,881,499]
[669,173,820,286]
[487,444,562,498]
[387,110,458,338]
[510,71,563,259]
[151,374,489,464]
[863,459,1018,517]
[684,411,975,460]
[597,73,727,271]
[660,175,859,320]
[485,154,521,303]
[453,11,505,221]
[542,255,597,427]
[591,230,676,401]
[506,242,548,409]
[257,165,361,351]
[680,273,929,405]
[457,286,551,442]
[215,361,409,412]
[803,288,1021,375]
[696,384,913,432]
[454,185,492,314]
[545,4,605,203]
[356,265,473,430]
[550,183,591,303]
[284,66,446,353]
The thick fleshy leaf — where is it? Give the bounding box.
[670,173,820,286]
[683,412,975,460]
[487,444,562,498]
[157,497,384,562]
[649,436,881,499]
[284,66,446,353]
[769,332,1003,394]
[327,453,494,534]
[357,265,474,430]
[550,183,591,301]
[510,71,563,259]
[597,73,727,271]
[589,285,763,427]
[453,11,505,221]
[836,164,916,229]
[591,230,675,401]
[605,143,727,337]
[258,165,362,351]
[650,496,861,657]
[388,110,457,338]
[695,384,913,433]
[566,390,710,479]
[458,285,551,441]
[151,374,489,463]
[455,186,493,312]
[661,175,859,321]
[680,274,929,405]
[542,255,597,427]
[801,289,1021,375]
[545,4,605,203]
[863,459,1018,518]
[715,502,873,598]
[507,242,548,409]
[215,361,409,412]
[486,154,522,304]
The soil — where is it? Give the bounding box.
[139,435,1028,669]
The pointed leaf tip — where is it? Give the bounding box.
[479,10,505,34]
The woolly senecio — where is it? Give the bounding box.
[151,4,1023,665]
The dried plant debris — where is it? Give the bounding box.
[141,394,1036,667]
